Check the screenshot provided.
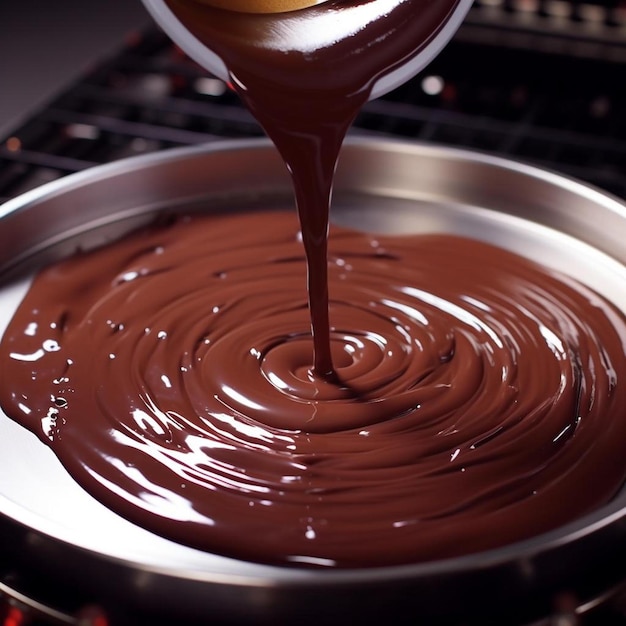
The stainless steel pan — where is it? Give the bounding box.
[1,138,625,625]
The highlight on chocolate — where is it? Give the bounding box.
[192,0,329,13]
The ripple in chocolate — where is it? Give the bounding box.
[1,210,625,567]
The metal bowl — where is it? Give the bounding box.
[140,0,474,101]
[1,138,625,625]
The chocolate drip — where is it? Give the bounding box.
[165,0,462,375]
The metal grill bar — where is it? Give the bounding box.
[0,6,624,203]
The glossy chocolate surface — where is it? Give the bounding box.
[1,211,625,567]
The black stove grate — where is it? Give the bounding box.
[1,1,625,204]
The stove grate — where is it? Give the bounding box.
[1,2,624,204]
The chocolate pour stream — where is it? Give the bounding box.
[165,0,464,377]
[1,0,626,569]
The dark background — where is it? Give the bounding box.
[0,0,148,136]
[1,0,624,202]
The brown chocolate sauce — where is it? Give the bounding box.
[1,213,626,566]
[1,0,626,569]
[164,0,462,376]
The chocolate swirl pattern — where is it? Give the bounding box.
[1,210,625,567]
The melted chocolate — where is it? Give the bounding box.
[1,0,626,569]
[1,212,626,567]
[164,0,462,375]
